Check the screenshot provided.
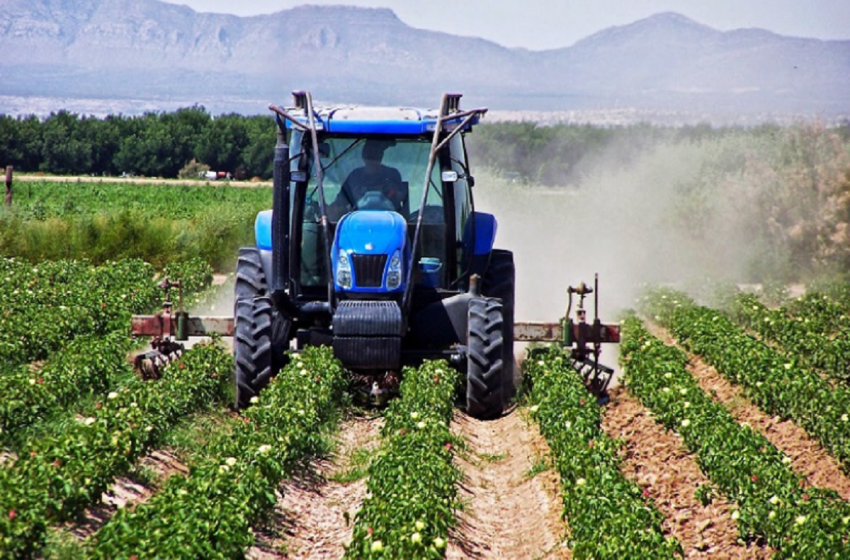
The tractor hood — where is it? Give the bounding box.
[332,210,408,294]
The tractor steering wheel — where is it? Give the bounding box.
[355,190,396,211]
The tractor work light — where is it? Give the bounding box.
[337,250,352,289]
[387,249,403,289]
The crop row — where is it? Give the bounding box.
[785,291,850,336]
[346,362,461,559]
[14,181,271,221]
[728,292,850,382]
[0,258,159,367]
[0,333,128,447]
[525,347,683,559]
[620,315,850,558]
[0,257,213,368]
[641,288,850,471]
[86,346,347,560]
[0,342,231,559]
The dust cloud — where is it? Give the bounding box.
[472,137,760,324]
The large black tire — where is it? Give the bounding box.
[233,247,291,409]
[234,297,274,409]
[482,249,516,406]
[466,297,505,419]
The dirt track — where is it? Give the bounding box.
[247,414,384,559]
[447,411,569,560]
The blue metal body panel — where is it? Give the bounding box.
[332,210,408,294]
[283,108,480,135]
[471,212,498,255]
[255,210,273,251]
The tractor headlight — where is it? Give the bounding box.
[337,250,352,289]
[387,249,403,290]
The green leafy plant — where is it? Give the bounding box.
[620,313,850,558]
[525,347,683,560]
[85,346,347,559]
[346,362,461,560]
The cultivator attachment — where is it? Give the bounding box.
[130,274,619,399]
[515,275,620,402]
[131,278,202,379]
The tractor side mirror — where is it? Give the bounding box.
[468,175,475,187]
[441,170,459,183]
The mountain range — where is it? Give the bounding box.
[1,0,848,120]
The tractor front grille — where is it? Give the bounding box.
[352,254,388,288]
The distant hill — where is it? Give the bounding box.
[1,1,848,119]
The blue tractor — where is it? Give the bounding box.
[234,91,516,419]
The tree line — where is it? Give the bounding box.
[0,107,276,179]
[3,107,848,185]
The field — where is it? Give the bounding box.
[3,119,850,559]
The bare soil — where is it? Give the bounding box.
[602,388,770,559]
[446,410,570,560]
[247,413,384,559]
[648,322,850,501]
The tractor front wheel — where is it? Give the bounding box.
[233,247,290,409]
[466,297,505,419]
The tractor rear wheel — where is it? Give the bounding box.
[482,249,516,406]
[233,247,290,409]
[466,297,505,419]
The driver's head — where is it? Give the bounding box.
[362,140,385,170]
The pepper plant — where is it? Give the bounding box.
[620,314,850,558]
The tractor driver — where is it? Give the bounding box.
[329,140,405,218]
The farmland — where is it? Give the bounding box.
[2,117,850,559]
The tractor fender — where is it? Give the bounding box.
[408,292,475,348]
[253,211,276,290]
[255,210,273,251]
[463,211,498,282]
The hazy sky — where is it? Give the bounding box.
[163,0,850,50]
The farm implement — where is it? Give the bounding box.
[131,91,619,417]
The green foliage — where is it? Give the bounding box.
[346,362,461,559]
[86,346,347,560]
[641,288,850,473]
[0,333,129,447]
[0,109,275,179]
[524,347,683,560]
[177,158,210,179]
[0,342,233,559]
[620,313,850,558]
[1,182,270,268]
[728,292,850,383]
[0,258,161,367]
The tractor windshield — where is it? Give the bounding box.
[306,137,443,222]
[298,136,447,288]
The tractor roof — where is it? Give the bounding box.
[282,104,484,135]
